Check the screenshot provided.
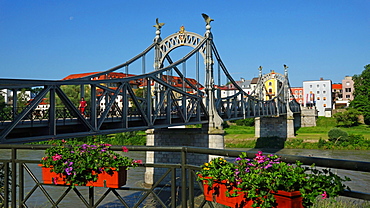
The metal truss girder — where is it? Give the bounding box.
[97,84,124,129]
[55,87,94,131]
[0,86,51,142]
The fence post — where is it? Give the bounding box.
[11,148,17,208]
[181,147,187,208]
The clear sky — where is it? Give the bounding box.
[1,0,369,87]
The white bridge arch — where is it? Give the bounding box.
[158,27,207,65]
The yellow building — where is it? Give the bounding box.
[264,70,283,100]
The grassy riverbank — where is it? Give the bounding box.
[225,117,370,150]
[33,117,370,150]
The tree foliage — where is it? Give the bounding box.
[57,85,90,107]
[327,128,348,144]
[333,108,360,127]
[350,64,370,124]
[17,88,30,108]
[235,118,255,126]
[0,94,5,110]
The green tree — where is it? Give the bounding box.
[17,88,30,108]
[328,128,348,144]
[235,118,255,126]
[350,64,370,124]
[0,93,5,110]
[57,85,90,107]
[333,108,360,127]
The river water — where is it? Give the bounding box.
[1,148,369,207]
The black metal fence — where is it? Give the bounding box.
[0,145,370,207]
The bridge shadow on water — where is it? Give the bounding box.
[252,137,287,154]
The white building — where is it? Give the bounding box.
[0,89,9,104]
[303,78,332,117]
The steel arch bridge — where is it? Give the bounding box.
[0,18,300,144]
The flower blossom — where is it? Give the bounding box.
[264,164,272,169]
[65,167,73,175]
[122,146,128,152]
[133,160,143,164]
[52,154,62,161]
[52,177,58,185]
[255,151,266,163]
[321,191,327,199]
[234,169,240,176]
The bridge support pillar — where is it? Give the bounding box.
[301,107,318,127]
[144,126,224,186]
[255,115,296,138]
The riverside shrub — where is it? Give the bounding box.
[328,128,348,143]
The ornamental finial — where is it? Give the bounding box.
[284,64,288,76]
[153,18,165,30]
[153,18,165,40]
[258,66,263,77]
[202,13,214,25]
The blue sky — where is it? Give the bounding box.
[1,0,369,87]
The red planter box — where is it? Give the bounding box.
[202,180,303,208]
[40,165,127,188]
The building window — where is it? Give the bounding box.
[317,84,319,88]
[323,91,326,94]
[323,84,326,87]
[317,97,320,100]
[295,90,298,93]
[346,95,350,98]
[299,90,302,93]
[323,104,326,107]
[269,82,272,86]
[317,91,320,94]
[299,95,302,98]
[345,88,351,92]
[310,85,312,88]
[346,82,350,86]
[323,97,326,100]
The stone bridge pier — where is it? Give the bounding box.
[255,113,301,138]
[144,125,224,186]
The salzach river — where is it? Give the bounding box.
[1,148,369,207]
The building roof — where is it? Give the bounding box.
[332,84,342,90]
[235,79,252,89]
[62,72,137,80]
[250,77,259,84]
[62,71,204,90]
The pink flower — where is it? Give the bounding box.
[52,154,62,161]
[321,191,327,199]
[133,160,142,164]
[255,151,266,163]
[122,146,128,153]
[52,177,58,185]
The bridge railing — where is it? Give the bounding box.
[0,145,369,207]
